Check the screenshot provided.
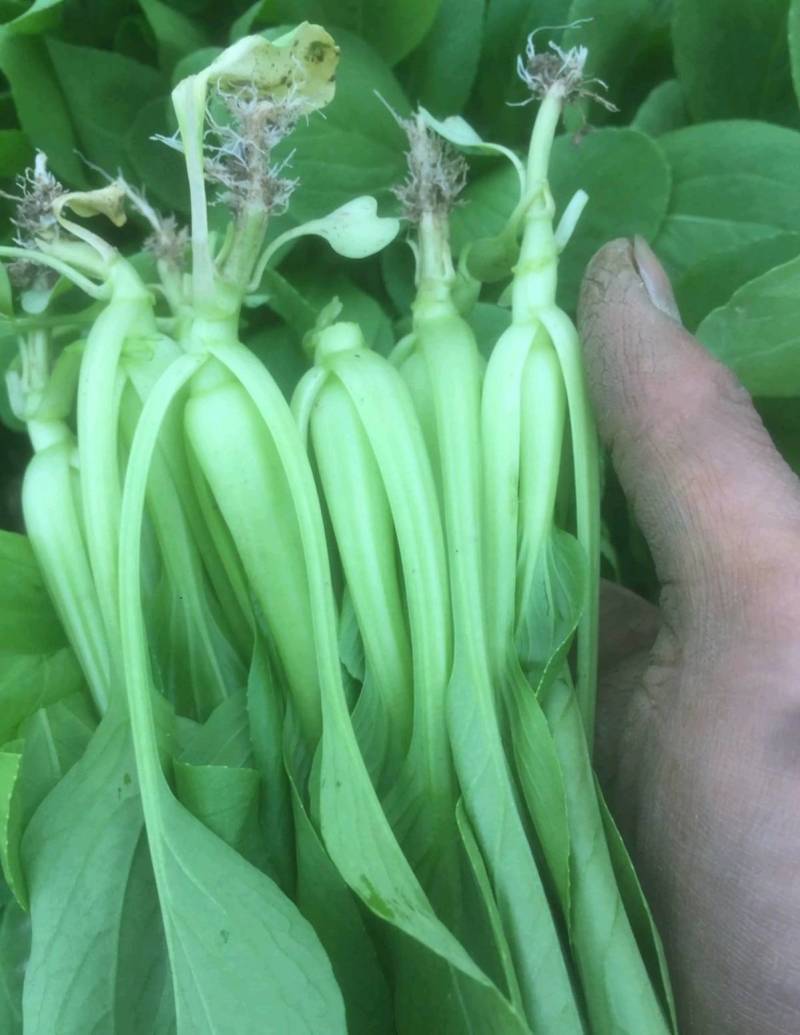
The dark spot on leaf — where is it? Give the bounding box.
[305,41,329,64]
[220,929,229,944]
[123,772,132,785]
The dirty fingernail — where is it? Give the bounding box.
[632,234,682,324]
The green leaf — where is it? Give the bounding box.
[0,897,27,1035]
[791,0,800,107]
[18,694,96,818]
[0,650,85,745]
[596,780,678,1032]
[0,129,33,179]
[654,121,800,278]
[174,760,262,858]
[178,690,253,768]
[0,35,85,184]
[673,0,798,125]
[126,98,190,214]
[695,254,800,396]
[446,653,583,1033]
[0,530,67,653]
[455,800,524,1012]
[676,232,800,330]
[0,746,25,908]
[399,0,484,115]
[153,781,349,1032]
[542,677,673,1034]
[285,730,394,1035]
[468,302,510,360]
[46,38,163,175]
[246,639,294,893]
[632,80,690,136]
[137,0,208,68]
[114,832,175,1035]
[563,0,674,123]
[21,709,147,1035]
[273,30,409,224]
[1,0,62,36]
[549,128,672,312]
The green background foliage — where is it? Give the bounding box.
[1,0,800,597]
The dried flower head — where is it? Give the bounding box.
[515,31,617,110]
[202,85,307,213]
[392,113,468,223]
[7,258,56,293]
[144,214,190,268]
[1,152,66,246]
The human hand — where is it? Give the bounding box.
[579,238,800,1035]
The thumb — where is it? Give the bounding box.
[578,237,800,629]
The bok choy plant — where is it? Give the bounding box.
[0,21,679,1035]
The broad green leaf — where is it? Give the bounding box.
[673,0,798,126]
[126,98,190,214]
[632,80,689,136]
[563,0,674,122]
[380,239,416,315]
[46,38,163,175]
[17,694,96,819]
[0,746,24,907]
[399,0,484,114]
[1,0,62,36]
[0,35,85,184]
[548,128,671,312]
[696,254,800,396]
[455,801,524,1012]
[114,832,176,1035]
[137,0,208,68]
[0,530,67,653]
[504,673,571,920]
[273,30,409,224]
[0,264,12,317]
[114,12,157,65]
[0,650,84,745]
[791,0,800,107]
[654,121,800,279]
[21,709,146,1035]
[174,760,262,860]
[596,780,678,1032]
[246,639,294,893]
[285,728,394,1035]
[0,897,27,1035]
[542,677,672,1034]
[150,770,347,1033]
[178,690,253,768]
[446,653,583,1033]
[468,302,510,360]
[0,129,32,178]
[676,232,800,330]
[247,322,310,399]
